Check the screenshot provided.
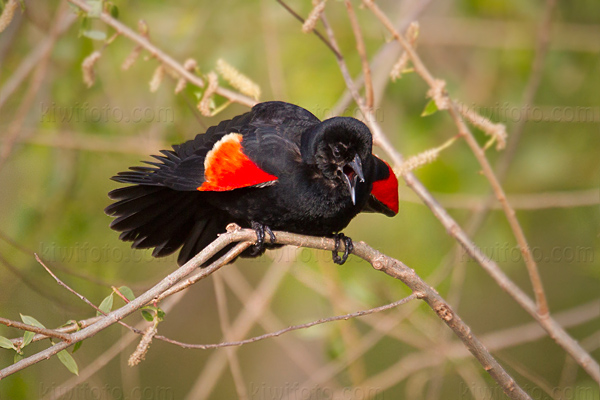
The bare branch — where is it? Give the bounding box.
[151,294,417,350]
[0,2,71,173]
[213,274,249,399]
[66,0,257,108]
[0,317,71,343]
[344,0,374,110]
[277,0,598,384]
[362,0,550,317]
[0,229,244,379]
[275,0,342,59]
[0,228,545,398]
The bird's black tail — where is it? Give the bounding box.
[105,185,230,266]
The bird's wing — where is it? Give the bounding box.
[111,102,320,192]
[363,156,399,216]
[241,102,320,177]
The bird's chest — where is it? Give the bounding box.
[212,174,363,235]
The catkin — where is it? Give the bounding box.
[128,326,157,367]
[302,1,326,33]
[0,0,18,33]
[216,59,261,100]
[198,71,218,116]
[82,51,102,88]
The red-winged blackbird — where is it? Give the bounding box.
[105,101,398,266]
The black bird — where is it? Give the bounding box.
[105,101,398,266]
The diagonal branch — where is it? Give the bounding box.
[362,0,549,317]
[1,227,534,399]
[66,0,257,108]
[0,317,71,343]
[343,0,374,110]
[278,0,598,384]
[150,294,418,350]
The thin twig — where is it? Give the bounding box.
[221,264,322,375]
[1,229,244,379]
[10,317,101,347]
[278,0,598,384]
[0,253,83,313]
[0,317,71,343]
[34,254,145,337]
[0,13,76,110]
[331,0,433,115]
[153,242,252,302]
[213,274,249,400]
[66,0,257,108]
[275,0,342,59]
[41,292,188,400]
[0,2,70,172]
[361,6,597,383]
[362,0,550,317]
[344,0,374,110]
[184,245,293,400]
[150,294,417,349]
[2,229,536,399]
[333,300,600,396]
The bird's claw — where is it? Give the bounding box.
[332,233,353,265]
[251,222,276,255]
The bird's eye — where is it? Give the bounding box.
[332,145,341,159]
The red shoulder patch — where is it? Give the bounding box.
[371,160,399,215]
[198,133,278,192]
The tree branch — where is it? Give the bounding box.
[1,227,533,399]
[153,294,418,350]
[352,0,598,383]
[0,317,71,343]
[66,0,257,108]
[362,0,549,315]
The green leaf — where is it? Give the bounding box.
[97,293,114,316]
[82,30,107,41]
[156,308,165,321]
[326,335,346,360]
[72,341,82,354]
[57,350,79,376]
[141,310,153,322]
[22,331,34,347]
[20,314,46,329]
[192,89,204,101]
[61,320,80,329]
[109,4,119,19]
[14,352,24,363]
[421,99,439,117]
[118,286,135,302]
[0,336,16,350]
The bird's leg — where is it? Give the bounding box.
[332,233,353,265]
[250,221,276,255]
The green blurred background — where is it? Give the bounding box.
[0,0,598,399]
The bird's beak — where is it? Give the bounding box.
[340,154,365,205]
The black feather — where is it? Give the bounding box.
[105,101,398,266]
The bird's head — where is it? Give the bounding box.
[301,117,373,205]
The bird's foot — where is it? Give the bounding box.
[250,221,276,255]
[332,233,353,265]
